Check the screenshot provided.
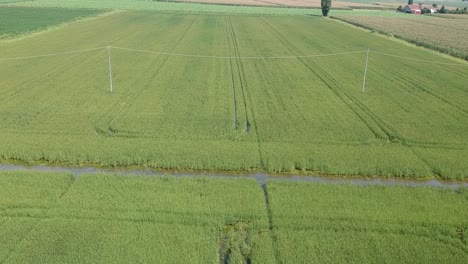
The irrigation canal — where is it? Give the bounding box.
[1,163,467,189]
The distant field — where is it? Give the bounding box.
[1,171,466,263]
[156,0,390,9]
[267,181,468,263]
[0,0,29,3]
[3,0,322,15]
[0,171,274,263]
[0,10,467,179]
[0,7,103,38]
[335,14,468,60]
[4,0,405,15]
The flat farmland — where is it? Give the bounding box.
[0,171,274,263]
[0,10,467,179]
[160,0,384,9]
[266,181,468,263]
[335,14,468,60]
[0,7,104,37]
[1,170,466,263]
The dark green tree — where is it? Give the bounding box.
[440,5,447,13]
[408,0,413,5]
[321,0,332,17]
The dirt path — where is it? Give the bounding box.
[0,163,466,189]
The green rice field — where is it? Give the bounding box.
[0,171,466,263]
[0,7,467,179]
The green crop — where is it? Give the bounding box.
[2,171,467,263]
[335,15,468,60]
[0,11,467,179]
[5,0,411,16]
[0,7,103,38]
[266,181,468,263]
[0,171,275,263]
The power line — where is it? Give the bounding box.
[370,51,468,67]
[1,45,467,67]
[0,47,106,61]
[110,46,367,60]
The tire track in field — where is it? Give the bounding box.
[257,20,465,177]
[258,18,400,142]
[0,51,106,134]
[225,17,250,133]
[0,51,101,104]
[226,17,266,170]
[223,17,238,131]
[273,216,468,255]
[58,174,77,199]
[0,220,41,264]
[371,56,468,116]
[0,51,106,132]
[367,56,468,149]
[94,17,197,136]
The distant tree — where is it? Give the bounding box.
[440,5,447,13]
[432,3,437,8]
[321,0,332,17]
[397,5,403,12]
[421,7,431,14]
[408,0,413,4]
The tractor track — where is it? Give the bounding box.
[258,18,402,142]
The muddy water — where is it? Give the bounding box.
[0,163,466,189]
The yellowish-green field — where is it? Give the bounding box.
[1,171,467,263]
[335,14,468,60]
[0,8,467,179]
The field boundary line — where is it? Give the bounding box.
[0,47,105,61]
[370,51,468,66]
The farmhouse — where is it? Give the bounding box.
[403,4,437,14]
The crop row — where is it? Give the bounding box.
[334,15,468,60]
